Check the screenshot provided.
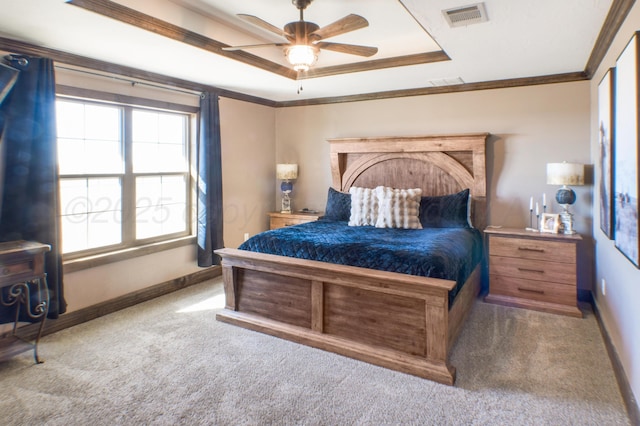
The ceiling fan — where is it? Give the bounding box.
[223,0,378,72]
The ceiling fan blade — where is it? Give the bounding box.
[222,43,289,51]
[310,14,369,41]
[237,14,291,39]
[315,42,378,57]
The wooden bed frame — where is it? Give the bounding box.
[215,133,489,385]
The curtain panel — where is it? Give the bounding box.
[0,55,66,321]
[197,92,224,267]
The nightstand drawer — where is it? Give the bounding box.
[489,236,576,263]
[268,212,322,230]
[489,255,576,285]
[270,217,308,229]
[489,275,577,306]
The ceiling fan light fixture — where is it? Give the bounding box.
[285,44,319,72]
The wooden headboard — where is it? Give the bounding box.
[328,133,489,229]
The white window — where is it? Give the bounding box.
[56,98,192,256]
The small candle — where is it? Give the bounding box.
[543,193,546,207]
[536,202,539,215]
[530,196,533,210]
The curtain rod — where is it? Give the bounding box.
[54,64,204,98]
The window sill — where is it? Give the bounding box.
[63,235,196,273]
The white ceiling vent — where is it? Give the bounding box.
[443,3,488,28]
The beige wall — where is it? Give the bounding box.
[589,2,640,406]
[64,245,201,311]
[275,84,591,235]
[219,97,276,247]
[57,68,276,311]
[275,81,592,239]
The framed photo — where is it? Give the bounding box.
[614,32,640,268]
[540,213,560,234]
[598,68,615,239]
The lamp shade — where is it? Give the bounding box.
[546,162,584,186]
[276,163,298,180]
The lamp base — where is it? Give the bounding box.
[556,186,576,205]
[281,190,292,214]
[559,211,576,234]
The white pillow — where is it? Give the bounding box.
[375,186,423,229]
[348,187,378,226]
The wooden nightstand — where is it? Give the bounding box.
[268,211,322,230]
[484,227,582,318]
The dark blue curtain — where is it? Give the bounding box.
[197,91,224,266]
[0,55,66,321]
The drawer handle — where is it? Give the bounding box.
[518,287,545,294]
[517,267,544,274]
[518,247,544,253]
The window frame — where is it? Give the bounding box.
[56,86,199,263]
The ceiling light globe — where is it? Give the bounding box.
[286,45,318,72]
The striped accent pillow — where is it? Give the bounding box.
[374,186,423,229]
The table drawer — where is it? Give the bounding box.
[0,259,36,286]
[270,217,309,229]
[489,255,576,285]
[489,236,576,263]
[489,274,577,306]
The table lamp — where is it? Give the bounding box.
[276,163,298,213]
[546,162,584,234]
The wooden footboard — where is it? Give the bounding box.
[215,248,481,385]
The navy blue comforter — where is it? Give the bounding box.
[239,219,484,306]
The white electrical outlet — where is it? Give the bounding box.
[243,232,249,242]
[601,278,606,296]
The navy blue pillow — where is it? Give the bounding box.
[323,187,351,221]
[419,189,471,228]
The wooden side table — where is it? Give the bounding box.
[0,240,51,363]
[484,227,582,317]
[268,211,322,230]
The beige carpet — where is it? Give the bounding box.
[0,278,630,425]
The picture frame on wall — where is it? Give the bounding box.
[598,68,615,239]
[614,32,640,268]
